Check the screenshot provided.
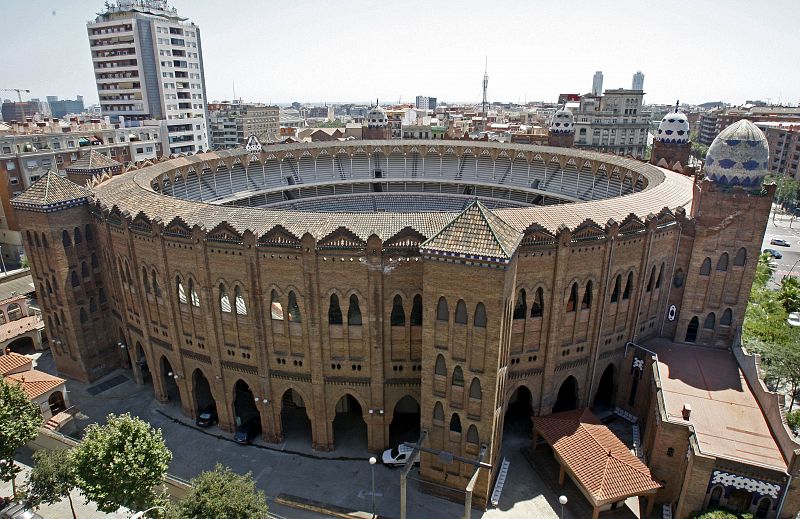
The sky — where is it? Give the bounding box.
[1,0,799,107]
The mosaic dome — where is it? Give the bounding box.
[656,111,690,144]
[550,107,574,134]
[704,119,769,187]
[367,105,387,128]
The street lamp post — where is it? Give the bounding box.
[369,456,377,518]
[559,495,568,519]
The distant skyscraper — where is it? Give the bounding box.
[415,96,429,110]
[592,71,604,96]
[632,71,645,91]
[87,0,209,154]
[46,96,85,118]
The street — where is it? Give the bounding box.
[761,207,800,287]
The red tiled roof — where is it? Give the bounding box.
[5,369,65,399]
[534,409,662,504]
[0,352,32,376]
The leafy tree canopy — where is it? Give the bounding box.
[171,464,269,519]
[0,378,42,489]
[25,448,77,519]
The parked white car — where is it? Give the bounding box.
[382,444,418,467]
[788,312,800,327]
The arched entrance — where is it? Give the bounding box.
[233,379,260,426]
[504,385,534,439]
[685,316,699,343]
[553,376,578,413]
[280,389,312,448]
[160,356,181,405]
[5,336,34,355]
[192,369,216,417]
[48,391,66,415]
[755,497,772,519]
[593,364,616,410]
[136,342,150,382]
[389,395,421,447]
[332,394,367,452]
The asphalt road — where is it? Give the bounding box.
[761,208,800,287]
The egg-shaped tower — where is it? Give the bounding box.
[547,106,575,148]
[650,109,691,172]
[363,102,389,140]
[703,119,769,187]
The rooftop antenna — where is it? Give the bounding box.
[482,57,489,132]
[675,99,680,113]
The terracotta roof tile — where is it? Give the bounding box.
[534,409,662,503]
[0,352,32,376]
[5,369,65,399]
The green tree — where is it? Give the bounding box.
[0,378,42,495]
[172,464,269,519]
[778,275,800,313]
[72,413,172,514]
[690,141,709,160]
[25,449,77,519]
[692,509,753,519]
[312,119,345,128]
[787,410,800,434]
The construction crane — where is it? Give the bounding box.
[1,88,31,121]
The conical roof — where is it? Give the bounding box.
[11,171,91,213]
[65,149,121,174]
[420,200,522,264]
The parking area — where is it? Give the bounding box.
[29,351,641,518]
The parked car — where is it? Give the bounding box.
[233,418,261,444]
[195,405,218,427]
[0,501,43,519]
[788,312,800,327]
[763,248,783,259]
[770,238,790,247]
[382,444,418,467]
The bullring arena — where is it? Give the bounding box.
[17,131,792,514]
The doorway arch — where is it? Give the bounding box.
[136,342,150,382]
[553,376,578,413]
[332,394,367,452]
[192,369,216,418]
[593,364,616,410]
[280,388,312,447]
[5,336,34,355]
[685,316,699,343]
[48,391,66,415]
[233,379,260,427]
[504,385,534,439]
[389,395,420,447]
[160,356,181,405]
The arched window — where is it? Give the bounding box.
[390,295,405,326]
[474,303,487,327]
[70,271,80,288]
[33,232,40,247]
[466,425,479,444]
[449,413,462,433]
[433,402,444,423]
[41,233,48,248]
[469,378,481,399]
[435,354,446,376]
[90,297,97,313]
[513,289,527,319]
[81,262,90,278]
[610,275,621,302]
[410,295,422,326]
[80,308,88,323]
[0,310,5,325]
[266,289,281,320]
[531,287,544,318]
[347,294,362,326]
[452,366,464,387]
[755,497,771,519]
[234,286,247,315]
[704,312,715,330]
[721,308,732,326]
[99,287,107,304]
[73,227,82,244]
[62,230,72,248]
[46,279,53,295]
[327,293,341,324]
[566,283,578,312]
[288,291,301,323]
[734,247,747,266]
[686,316,699,343]
[673,268,684,288]
[656,263,665,289]
[7,304,22,321]
[581,281,592,310]
[646,266,655,292]
[700,257,711,276]
[436,297,448,321]
[219,284,231,313]
[141,266,150,292]
[716,252,729,272]
[91,253,99,270]
[176,277,187,304]
[455,300,467,324]
[124,263,132,286]
[85,224,93,242]
[186,279,198,306]
[152,270,161,297]
[623,272,634,299]
[709,486,723,507]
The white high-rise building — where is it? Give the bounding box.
[87,0,209,155]
[415,96,430,111]
[591,71,603,96]
[632,70,644,90]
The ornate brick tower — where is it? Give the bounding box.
[547,106,575,148]
[362,101,390,140]
[650,105,691,173]
[665,120,774,346]
[12,172,122,382]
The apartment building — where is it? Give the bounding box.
[208,102,280,149]
[87,0,209,155]
[698,106,800,146]
[572,89,651,158]
[757,121,800,181]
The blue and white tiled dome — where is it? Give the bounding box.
[549,107,574,134]
[656,111,690,144]
[704,119,769,187]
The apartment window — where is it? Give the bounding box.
[52,141,61,149]
[136,147,144,154]
[5,161,15,171]
[26,159,37,168]
[110,149,116,157]
[67,140,75,148]
[10,177,19,185]
[30,175,40,182]
[2,146,10,154]
[146,146,153,153]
